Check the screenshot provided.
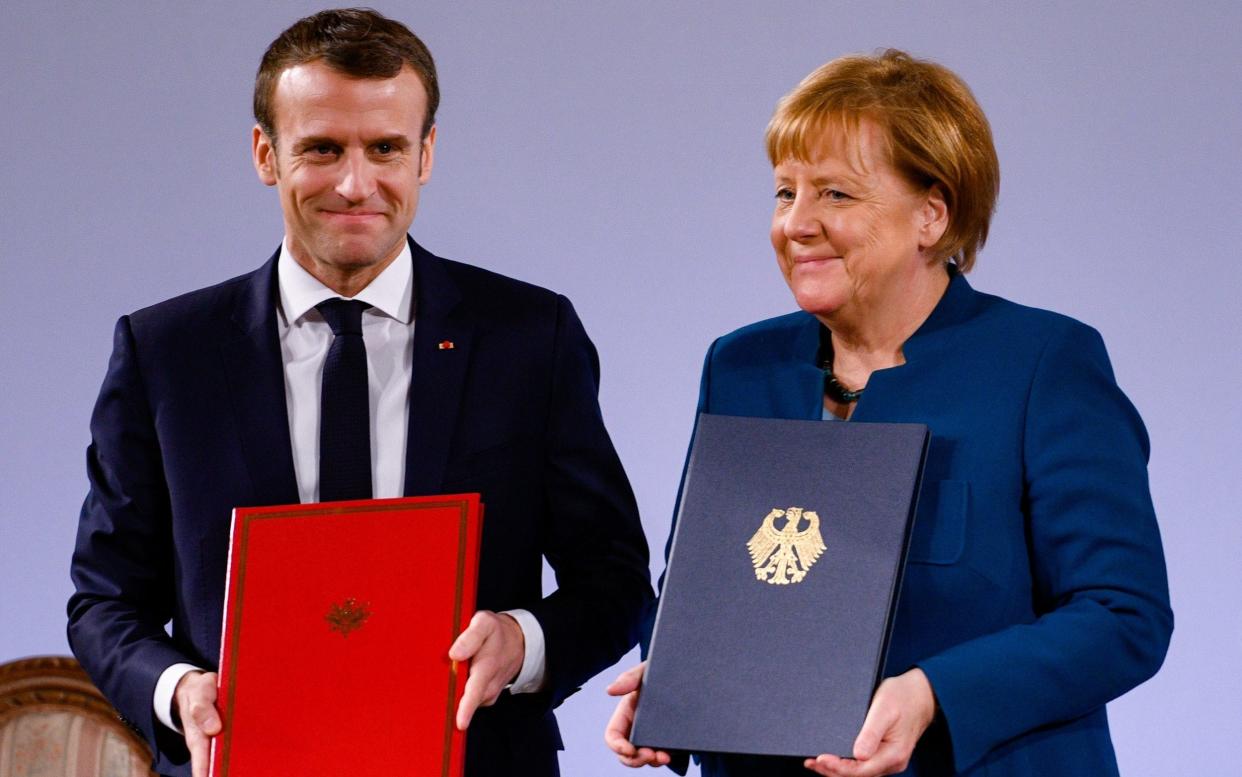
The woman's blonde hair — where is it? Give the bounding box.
[766,49,999,271]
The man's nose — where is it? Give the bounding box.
[335,152,377,203]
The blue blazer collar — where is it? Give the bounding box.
[900,265,976,362]
[796,265,977,363]
[772,266,977,420]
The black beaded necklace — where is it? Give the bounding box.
[817,325,865,404]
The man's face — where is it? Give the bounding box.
[252,61,435,280]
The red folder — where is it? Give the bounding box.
[209,494,483,777]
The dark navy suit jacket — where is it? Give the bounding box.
[667,270,1171,776]
[68,238,653,777]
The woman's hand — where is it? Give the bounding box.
[604,662,672,768]
[804,668,936,777]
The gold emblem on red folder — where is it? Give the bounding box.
[747,507,826,585]
[325,597,372,637]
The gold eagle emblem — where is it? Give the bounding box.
[325,597,372,637]
[746,507,826,585]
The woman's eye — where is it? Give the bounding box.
[775,188,795,202]
[824,189,850,201]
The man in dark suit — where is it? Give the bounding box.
[66,9,652,777]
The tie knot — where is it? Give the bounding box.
[316,299,371,336]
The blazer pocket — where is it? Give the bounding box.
[907,480,969,566]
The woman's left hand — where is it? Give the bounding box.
[804,668,936,777]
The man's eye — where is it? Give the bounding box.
[376,143,393,154]
[309,144,336,156]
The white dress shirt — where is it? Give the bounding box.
[154,240,546,732]
[277,237,415,503]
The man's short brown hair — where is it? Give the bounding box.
[766,49,999,272]
[254,8,439,144]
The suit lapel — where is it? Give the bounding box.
[220,251,300,506]
[403,238,472,496]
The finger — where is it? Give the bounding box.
[475,670,506,708]
[198,674,222,735]
[186,686,222,738]
[184,693,222,737]
[603,694,638,755]
[853,697,897,761]
[455,688,479,731]
[619,753,657,768]
[187,728,209,777]
[808,756,856,777]
[605,662,646,696]
[194,705,223,737]
[455,656,495,730]
[470,652,507,706]
[853,727,883,762]
[635,747,672,766]
[810,752,894,777]
[448,612,495,662]
[803,757,834,776]
[806,754,850,776]
[617,747,671,768]
[605,693,673,768]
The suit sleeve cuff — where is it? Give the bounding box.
[154,663,203,734]
[502,608,547,694]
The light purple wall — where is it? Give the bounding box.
[3,2,1238,774]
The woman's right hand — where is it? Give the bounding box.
[604,661,672,768]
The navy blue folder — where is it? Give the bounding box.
[632,413,929,758]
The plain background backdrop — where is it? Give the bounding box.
[3,2,1239,774]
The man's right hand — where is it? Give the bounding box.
[173,670,222,777]
[604,662,672,768]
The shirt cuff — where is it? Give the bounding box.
[154,663,204,734]
[501,608,547,694]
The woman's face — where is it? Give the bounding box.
[771,119,944,320]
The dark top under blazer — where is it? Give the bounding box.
[67,238,653,777]
[665,270,1171,777]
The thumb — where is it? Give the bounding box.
[852,698,894,761]
[605,662,645,696]
[853,723,882,761]
[448,613,493,662]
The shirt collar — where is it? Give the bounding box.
[277,238,414,325]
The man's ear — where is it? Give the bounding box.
[917,184,949,252]
[252,125,278,186]
[418,124,436,185]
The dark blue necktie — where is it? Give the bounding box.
[316,299,373,502]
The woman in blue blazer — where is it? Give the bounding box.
[606,50,1171,776]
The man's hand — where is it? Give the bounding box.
[449,610,526,730]
[804,668,936,777]
[173,670,222,777]
[604,662,671,768]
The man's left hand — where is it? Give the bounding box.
[449,610,526,730]
[804,668,936,777]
